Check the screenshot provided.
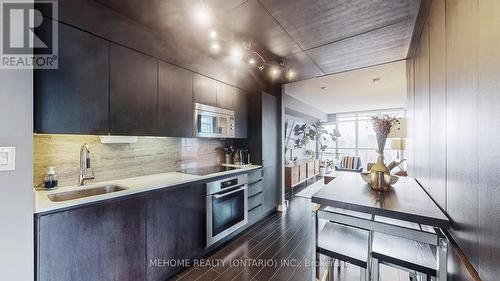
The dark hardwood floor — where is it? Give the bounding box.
[171,196,409,281]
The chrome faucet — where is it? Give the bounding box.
[78,143,95,186]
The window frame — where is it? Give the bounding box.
[330,108,405,160]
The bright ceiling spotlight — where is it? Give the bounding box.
[248,57,256,65]
[230,46,243,63]
[271,67,281,78]
[287,70,296,80]
[210,30,217,39]
[210,42,220,52]
[194,6,211,26]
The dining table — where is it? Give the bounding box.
[311,171,451,281]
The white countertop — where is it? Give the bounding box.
[35,165,261,214]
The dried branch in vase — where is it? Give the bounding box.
[370,115,400,136]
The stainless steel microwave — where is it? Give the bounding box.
[193,103,235,138]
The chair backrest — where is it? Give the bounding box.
[340,156,361,170]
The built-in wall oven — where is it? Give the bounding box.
[193,103,235,138]
[206,174,248,247]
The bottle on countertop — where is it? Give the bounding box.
[232,150,241,165]
[43,166,58,189]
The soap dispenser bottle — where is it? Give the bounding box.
[44,166,58,189]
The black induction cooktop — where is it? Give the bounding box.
[178,166,238,176]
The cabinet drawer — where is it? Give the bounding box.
[248,205,262,224]
[248,193,262,210]
[248,180,263,197]
[248,169,263,183]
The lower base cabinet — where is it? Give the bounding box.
[36,196,147,281]
[146,183,205,281]
[247,169,264,224]
[35,173,267,281]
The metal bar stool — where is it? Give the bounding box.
[317,220,370,281]
[371,216,438,281]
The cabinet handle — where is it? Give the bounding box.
[213,186,246,199]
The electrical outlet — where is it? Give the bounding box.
[0,147,15,171]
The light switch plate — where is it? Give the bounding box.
[0,147,15,171]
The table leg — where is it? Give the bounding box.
[328,257,335,281]
[366,229,374,281]
[437,237,448,281]
[371,257,379,281]
[312,207,319,281]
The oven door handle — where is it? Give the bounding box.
[213,186,247,199]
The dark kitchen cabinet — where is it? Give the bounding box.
[34,20,109,134]
[110,43,158,136]
[216,82,236,109]
[248,169,264,224]
[248,92,279,215]
[158,61,193,137]
[36,196,147,281]
[261,92,279,214]
[193,73,217,106]
[234,88,248,138]
[146,183,205,281]
[216,82,248,138]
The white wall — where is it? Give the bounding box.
[0,69,34,278]
[283,94,328,121]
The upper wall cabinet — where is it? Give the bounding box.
[215,81,248,138]
[216,82,236,109]
[34,22,248,138]
[158,61,193,137]
[110,44,158,136]
[34,21,109,134]
[193,74,217,106]
[235,89,248,138]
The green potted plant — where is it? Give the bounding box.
[325,159,335,173]
[308,121,339,175]
[292,121,339,176]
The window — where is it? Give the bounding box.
[324,109,404,166]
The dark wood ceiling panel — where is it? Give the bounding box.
[283,52,324,81]
[306,20,413,74]
[207,0,248,13]
[259,0,420,50]
[74,0,420,82]
[92,0,299,68]
[216,0,302,58]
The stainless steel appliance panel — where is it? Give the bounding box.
[194,103,235,138]
[206,174,248,247]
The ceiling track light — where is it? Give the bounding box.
[195,3,297,80]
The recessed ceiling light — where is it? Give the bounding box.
[372,78,381,83]
[320,86,328,90]
[210,30,217,39]
[287,70,296,80]
[210,42,220,52]
[248,57,256,65]
[194,6,211,26]
[230,46,243,63]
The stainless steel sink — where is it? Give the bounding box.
[47,185,128,202]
